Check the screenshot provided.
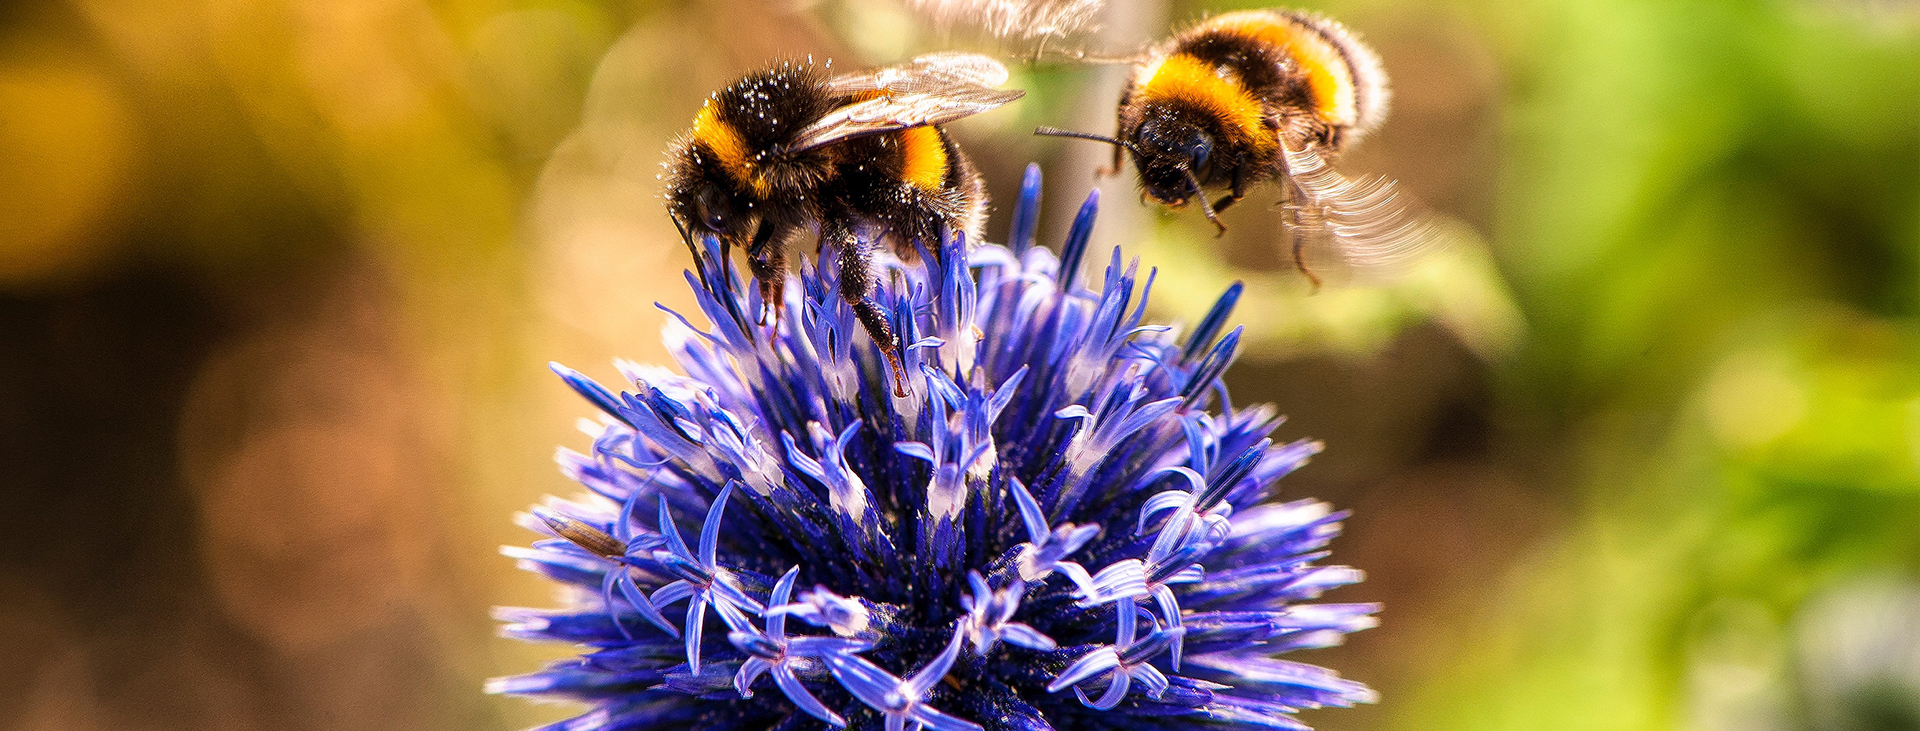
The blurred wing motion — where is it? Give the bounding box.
[790,53,1025,153]
[827,52,1012,94]
[1282,142,1444,277]
[903,0,1104,41]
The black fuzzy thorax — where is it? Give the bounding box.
[1166,13,1362,152]
[1172,31,1332,153]
[712,63,836,149]
[714,62,841,197]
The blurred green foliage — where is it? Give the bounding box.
[1376,1,1920,731]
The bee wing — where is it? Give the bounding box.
[899,0,1105,42]
[826,52,1012,95]
[1281,142,1443,276]
[790,54,1023,152]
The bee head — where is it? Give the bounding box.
[695,181,754,241]
[1032,122,1208,208]
[668,175,764,250]
[1130,116,1215,208]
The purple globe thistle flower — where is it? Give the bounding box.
[492,165,1379,731]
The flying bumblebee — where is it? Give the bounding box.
[1038,9,1436,287]
[664,53,1023,395]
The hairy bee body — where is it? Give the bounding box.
[664,56,1018,393]
[666,63,988,264]
[1117,9,1386,209]
[1029,9,1430,285]
[1164,10,1386,148]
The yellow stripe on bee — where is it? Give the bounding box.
[1136,54,1273,154]
[691,102,768,195]
[1203,10,1359,128]
[900,126,948,192]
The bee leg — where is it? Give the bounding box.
[834,234,911,397]
[1276,149,1324,291]
[1291,227,1321,291]
[1284,180,1324,292]
[1177,167,1230,237]
[745,222,788,326]
[1204,208,1229,237]
[1214,164,1249,213]
[747,247,786,327]
[1209,191,1244,237]
[1184,172,1229,237]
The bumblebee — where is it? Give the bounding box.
[1039,9,1433,286]
[664,53,1022,395]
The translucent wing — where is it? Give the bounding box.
[901,0,1105,42]
[826,52,1012,95]
[789,54,1024,153]
[1281,142,1443,280]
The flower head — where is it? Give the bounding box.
[494,164,1378,730]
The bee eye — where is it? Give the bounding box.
[1187,134,1214,176]
[694,185,731,231]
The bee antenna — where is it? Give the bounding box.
[1034,126,1138,154]
[1181,167,1228,237]
[670,215,717,292]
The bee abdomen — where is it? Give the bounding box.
[938,127,988,247]
[899,126,950,192]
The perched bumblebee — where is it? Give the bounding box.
[665,53,1023,394]
[1039,9,1434,286]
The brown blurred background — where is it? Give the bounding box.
[1,1,1914,731]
